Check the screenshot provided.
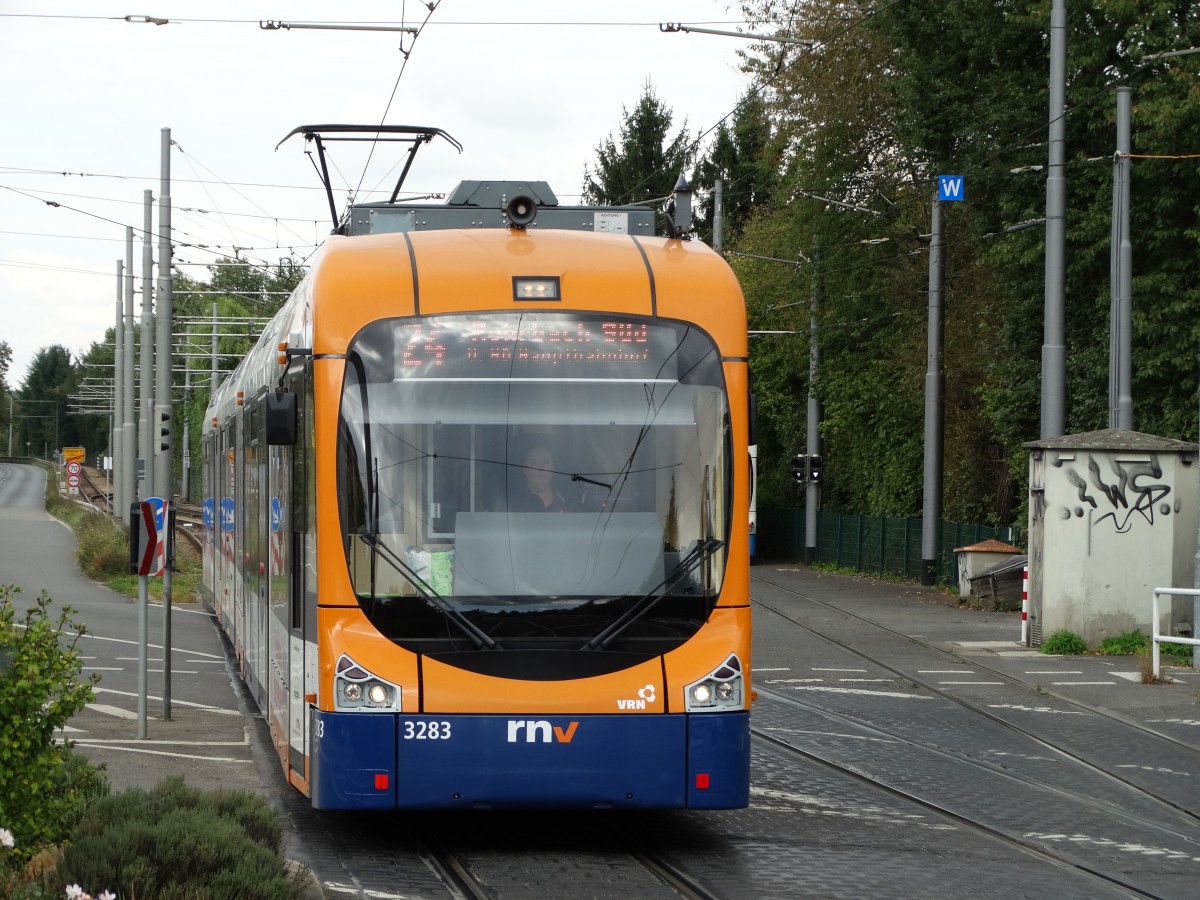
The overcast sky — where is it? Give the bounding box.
[0,1,753,389]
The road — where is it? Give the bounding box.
[0,461,263,796]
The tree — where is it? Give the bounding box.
[0,341,11,443]
[18,346,72,459]
[582,79,695,230]
[692,91,781,245]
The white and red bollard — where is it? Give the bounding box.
[1021,565,1029,645]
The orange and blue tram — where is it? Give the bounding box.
[200,167,754,810]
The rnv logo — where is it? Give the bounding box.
[506,719,579,743]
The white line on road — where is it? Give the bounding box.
[938,681,1005,685]
[87,704,138,719]
[1051,681,1116,686]
[1025,670,1082,674]
[93,687,241,715]
[72,743,254,763]
[918,670,973,674]
[788,685,932,699]
[754,667,792,672]
[812,667,867,672]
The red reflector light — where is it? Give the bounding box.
[695,773,710,790]
[375,773,389,791]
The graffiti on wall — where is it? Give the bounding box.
[1058,453,1177,533]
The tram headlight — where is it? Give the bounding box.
[334,654,401,712]
[684,654,745,713]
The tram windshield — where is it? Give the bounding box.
[337,311,731,654]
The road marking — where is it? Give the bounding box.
[72,743,254,763]
[1024,831,1200,863]
[1116,764,1193,777]
[765,678,824,684]
[754,667,792,672]
[87,703,138,719]
[80,633,223,660]
[919,670,972,674]
[787,685,932,699]
[1025,670,1081,674]
[82,667,124,672]
[1148,718,1200,726]
[812,667,867,672]
[989,703,1085,715]
[750,786,955,830]
[763,726,898,744]
[939,681,1004,685]
[73,738,248,746]
[324,885,412,899]
[1051,681,1116,686]
[840,678,895,683]
[93,686,241,716]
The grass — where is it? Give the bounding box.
[33,461,202,603]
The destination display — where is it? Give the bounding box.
[390,314,685,379]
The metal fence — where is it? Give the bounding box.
[756,507,1019,584]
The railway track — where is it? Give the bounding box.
[750,572,1200,899]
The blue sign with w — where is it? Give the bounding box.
[938,176,965,202]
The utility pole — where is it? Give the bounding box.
[137,189,154,740]
[804,248,822,565]
[113,261,125,513]
[123,227,137,508]
[1111,86,1133,430]
[1042,0,1067,439]
[921,196,946,585]
[156,127,174,720]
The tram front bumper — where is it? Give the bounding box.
[309,709,750,810]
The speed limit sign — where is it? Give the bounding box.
[66,461,81,476]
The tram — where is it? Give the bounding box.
[200,127,753,810]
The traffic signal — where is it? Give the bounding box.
[158,410,172,452]
[808,454,823,483]
[791,454,805,484]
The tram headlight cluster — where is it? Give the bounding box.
[334,655,401,712]
[684,654,744,712]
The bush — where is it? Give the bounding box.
[1040,629,1087,655]
[57,778,302,900]
[75,515,129,581]
[1097,629,1148,656]
[0,586,106,864]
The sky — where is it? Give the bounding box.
[0,1,754,390]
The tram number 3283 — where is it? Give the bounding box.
[402,720,453,740]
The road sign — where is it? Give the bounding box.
[66,473,80,489]
[66,461,81,476]
[938,175,965,202]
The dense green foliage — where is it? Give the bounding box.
[0,586,105,863]
[715,0,1200,526]
[1097,629,1149,655]
[57,778,302,900]
[75,513,130,581]
[1040,629,1088,655]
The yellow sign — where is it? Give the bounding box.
[63,447,86,466]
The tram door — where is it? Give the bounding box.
[285,363,313,779]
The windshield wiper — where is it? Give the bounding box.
[357,528,497,650]
[583,537,724,651]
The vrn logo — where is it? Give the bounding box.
[507,720,579,743]
[617,684,656,710]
